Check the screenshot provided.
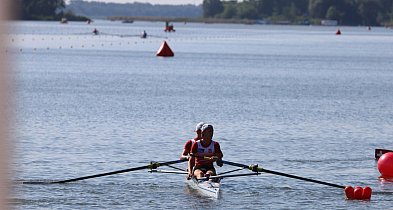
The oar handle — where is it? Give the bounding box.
[189,153,220,160]
[221,160,248,168]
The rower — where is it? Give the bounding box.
[93,28,99,35]
[180,122,204,161]
[188,124,223,180]
[141,30,147,38]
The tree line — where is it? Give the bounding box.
[66,1,202,18]
[203,0,393,26]
[17,0,89,21]
[16,0,393,26]
[17,0,202,20]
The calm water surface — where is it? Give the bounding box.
[7,20,393,209]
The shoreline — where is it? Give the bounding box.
[108,16,270,25]
[106,16,393,27]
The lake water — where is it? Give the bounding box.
[6,20,393,209]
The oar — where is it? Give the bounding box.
[222,160,344,189]
[22,159,186,184]
[222,160,374,200]
[149,169,188,175]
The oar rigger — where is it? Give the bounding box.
[248,164,260,172]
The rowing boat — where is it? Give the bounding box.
[31,159,366,200]
[187,177,221,198]
[147,168,222,198]
[149,168,261,198]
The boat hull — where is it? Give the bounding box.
[187,177,220,198]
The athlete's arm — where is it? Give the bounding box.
[180,140,192,160]
[188,142,198,177]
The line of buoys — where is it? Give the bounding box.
[5,34,167,54]
[7,32,241,46]
[156,40,174,57]
[6,31,243,56]
[344,186,372,200]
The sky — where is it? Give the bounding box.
[80,0,203,5]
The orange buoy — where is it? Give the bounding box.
[362,186,372,199]
[336,29,341,35]
[378,152,393,177]
[353,186,363,199]
[344,186,354,199]
[156,41,174,57]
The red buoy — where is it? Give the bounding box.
[344,186,354,199]
[362,186,372,200]
[378,152,393,177]
[156,41,174,57]
[353,186,363,199]
[336,29,341,35]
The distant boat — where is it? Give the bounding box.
[60,18,68,24]
[164,21,175,32]
[375,149,393,159]
[122,20,134,24]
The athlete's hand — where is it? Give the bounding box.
[209,156,219,161]
[216,159,223,167]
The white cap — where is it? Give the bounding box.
[201,124,213,132]
[195,122,205,131]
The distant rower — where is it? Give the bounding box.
[93,28,99,35]
[141,30,147,39]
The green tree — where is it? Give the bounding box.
[255,0,275,17]
[339,0,360,25]
[237,1,258,19]
[203,0,224,18]
[325,6,340,20]
[20,0,65,20]
[220,2,237,19]
[308,0,326,18]
[282,2,300,19]
[357,0,381,25]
